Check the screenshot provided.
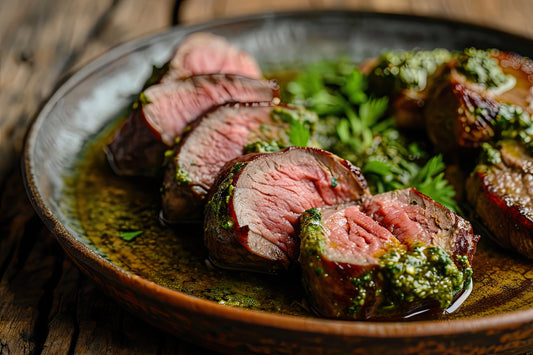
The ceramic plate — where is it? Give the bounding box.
[23,11,533,354]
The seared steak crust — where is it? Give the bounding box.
[467,141,533,258]
[424,51,533,154]
[424,63,499,152]
[104,109,166,177]
[204,147,370,274]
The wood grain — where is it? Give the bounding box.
[0,0,199,354]
[1,0,533,354]
[179,0,533,39]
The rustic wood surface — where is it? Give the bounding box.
[1,0,533,354]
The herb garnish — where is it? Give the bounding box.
[119,230,143,241]
[287,58,459,211]
[288,118,311,147]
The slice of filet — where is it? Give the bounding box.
[298,205,400,319]
[162,32,263,82]
[204,147,370,274]
[299,188,478,320]
[105,74,279,177]
[161,104,316,223]
[363,49,452,129]
[467,140,533,258]
[424,49,532,154]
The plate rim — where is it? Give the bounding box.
[22,9,533,341]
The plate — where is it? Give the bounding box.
[23,11,533,354]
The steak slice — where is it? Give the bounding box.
[363,187,479,266]
[161,104,317,223]
[424,62,500,152]
[467,140,533,258]
[424,49,532,153]
[105,74,279,177]
[299,189,477,320]
[204,147,370,274]
[162,32,262,82]
[298,205,400,319]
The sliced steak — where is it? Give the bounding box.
[105,74,279,177]
[161,104,317,223]
[299,189,477,320]
[298,205,400,319]
[363,187,479,266]
[467,140,533,258]
[162,32,262,82]
[204,147,370,274]
[424,49,532,153]
[424,62,500,152]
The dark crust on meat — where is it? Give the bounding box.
[297,207,386,319]
[424,63,499,153]
[104,109,166,177]
[302,255,383,319]
[467,164,533,258]
[204,147,370,274]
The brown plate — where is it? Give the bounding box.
[22,11,533,354]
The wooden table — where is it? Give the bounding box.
[2,1,533,353]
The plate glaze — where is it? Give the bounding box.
[23,11,533,354]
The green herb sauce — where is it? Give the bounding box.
[369,48,452,93]
[299,208,472,316]
[377,243,470,310]
[456,48,515,90]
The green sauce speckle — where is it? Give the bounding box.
[377,243,470,310]
[456,48,514,90]
[369,48,452,92]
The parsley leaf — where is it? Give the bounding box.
[287,57,459,212]
[119,230,143,241]
[288,118,311,147]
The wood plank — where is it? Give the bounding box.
[71,0,176,72]
[179,0,533,39]
[0,0,179,353]
[0,0,113,185]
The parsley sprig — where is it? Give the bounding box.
[287,58,459,212]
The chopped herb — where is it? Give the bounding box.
[243,140,281,154]
[138,92,152,107]
[494,103,533,152]
[331,176,338,188]
[368,48,452,93]
[286,57,459,211]
[175,166,192,185]
[288,118,311,147]
[456,48,515,90]
[119,230,143,241]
